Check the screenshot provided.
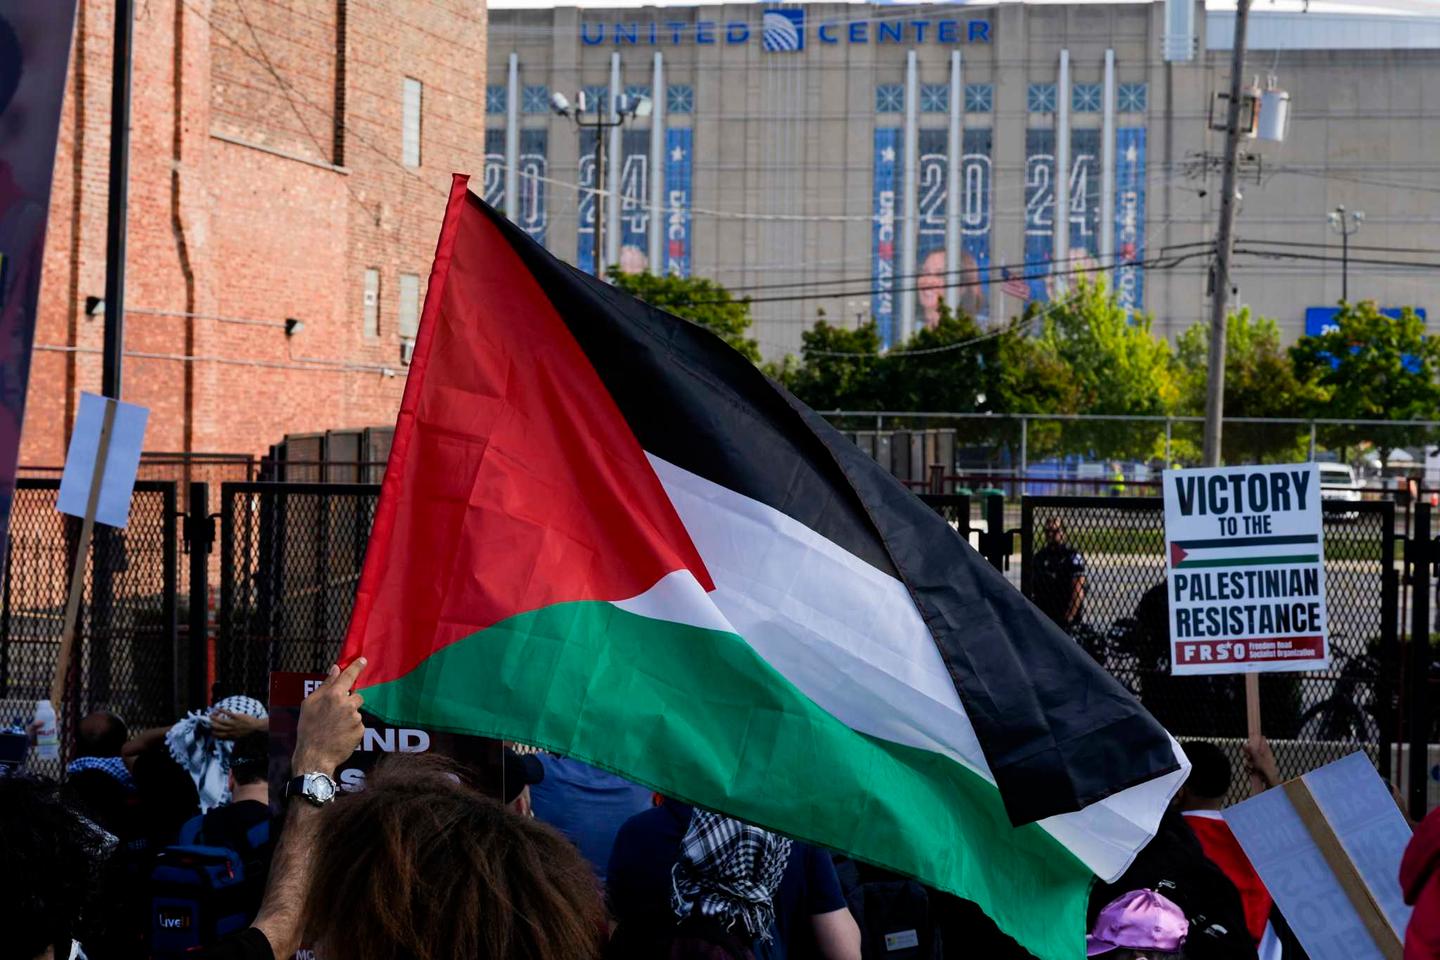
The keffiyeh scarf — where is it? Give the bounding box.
[65,755,134,790]
[165,695,266,812]
[671,808,793,942]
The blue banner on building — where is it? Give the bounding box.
[578,128,598,273]
[1069,128,1101,269]
[483,128,505,210]
[518,129,548,247]
[913,128,991,328]
[481,128,548,247]
[664,128,693,276]
[1024,128,1056,303]
[872,127,900,347]
[578,128,656,275]
[1114,126,1147,314]
[618,128,651,272]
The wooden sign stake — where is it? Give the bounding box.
[50,397,118,710]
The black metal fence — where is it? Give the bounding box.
[0,474,1429,815]
[0,479,179,774]
[1020,496,1399,806]
[216,483,379,700]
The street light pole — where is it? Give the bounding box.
[1329,204,1364,303]
[553,90,651,277]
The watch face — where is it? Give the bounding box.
[308,773,337,803]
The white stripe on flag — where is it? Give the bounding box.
[645,453,1187,881]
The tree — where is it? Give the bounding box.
[1290,301,1440,465]
[1175,309,1324,463]
[777,318,886,411]
[609,270,761,363]
[1031,278,1177,460]
[885,305,993,414]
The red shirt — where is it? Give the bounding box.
[1184,810,1272,944]
[1402,807,1440,960]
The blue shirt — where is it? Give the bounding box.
[529,754,654,885]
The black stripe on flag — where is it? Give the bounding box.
[478,200,1179,825]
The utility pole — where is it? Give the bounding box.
[103,0,134,399]
[1202,0,1252,469]
[552,90,650,277]
[1329,204,1364,302]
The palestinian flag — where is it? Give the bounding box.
[342,177,1188,960]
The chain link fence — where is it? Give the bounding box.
[203,478,1414,809]
[1020,496,1398,805]
[0,480,179,774]
[218,483,378,701]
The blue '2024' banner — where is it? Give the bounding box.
[481,128,548,248]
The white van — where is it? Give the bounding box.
[1318,463,1361,503]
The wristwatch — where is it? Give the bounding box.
[284,770,338,806]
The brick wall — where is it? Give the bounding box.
[24,0,488,465]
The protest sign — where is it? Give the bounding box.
[57,393,149,528]
[267,671,503,807]
[1224,752,1411,960]
[1163,462,1329,675]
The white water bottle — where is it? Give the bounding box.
[34,699,59,761]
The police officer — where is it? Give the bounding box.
[1032,517,1087,633]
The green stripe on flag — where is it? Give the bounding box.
[1175,554,1319,569]
[360,600,1091,960]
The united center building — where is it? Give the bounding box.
[485,1,1440,357]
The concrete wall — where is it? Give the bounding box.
[488,1,1440,355]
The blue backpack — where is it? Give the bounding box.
[149,814,271,957]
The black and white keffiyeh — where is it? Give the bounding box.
[670,808,793,942]
[165,695,266,812]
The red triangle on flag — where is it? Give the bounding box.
[1170,542,1189,568]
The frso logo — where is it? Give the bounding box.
[762,8,804,52]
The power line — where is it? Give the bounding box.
[673,252,1195,307]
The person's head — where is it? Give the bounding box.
[917,249,949,326]
[226,730,269,800]
[671,809,793,941]
[1176,740,1232,811]
[499,745,545,817]
[1087,889,1187,959]
[618,245,649,276]
[75,711,127,758]
[0,775,111,960]
[302,755,603,960]
[1043,517,1066,546]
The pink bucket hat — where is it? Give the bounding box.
[1086,889,1189,956]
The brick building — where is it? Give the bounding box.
[23,0,487,466]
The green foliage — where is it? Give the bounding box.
[1176,309,1324,462]
[609,270,761,363]
[1034,278,1176,416]
[1028,279,1176,459]
[1290,301,1440,462]
[776,319,886,411]
[884,307,993,413]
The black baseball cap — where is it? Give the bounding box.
[501,747,545,804]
